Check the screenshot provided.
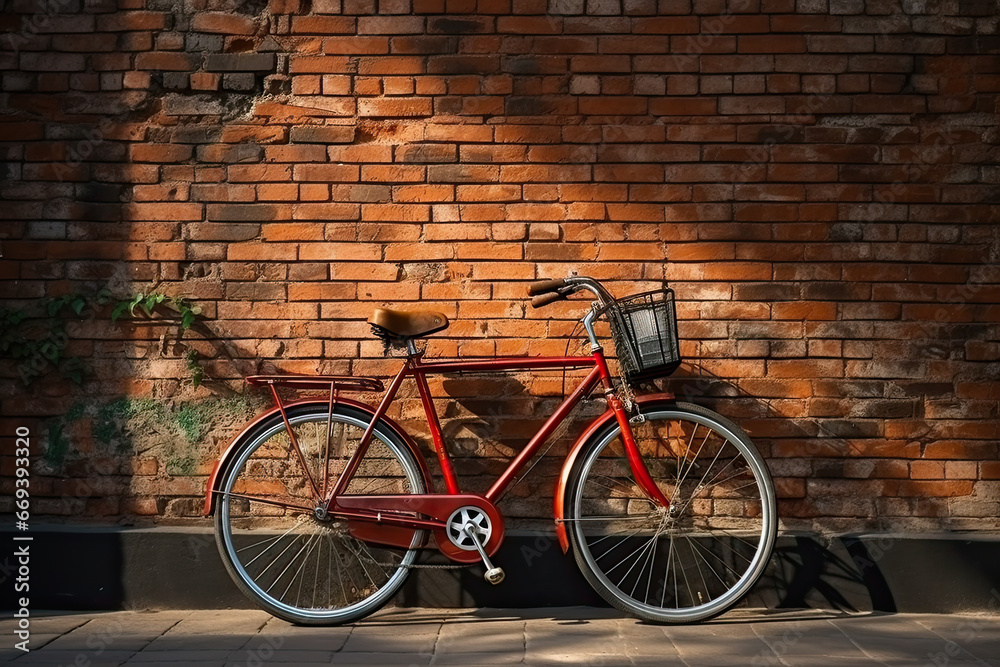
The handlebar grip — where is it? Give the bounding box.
[530,291,566,309]
[528,278,567,296]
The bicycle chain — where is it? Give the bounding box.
[376,561,472,570]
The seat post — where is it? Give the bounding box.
[406,339,419,356]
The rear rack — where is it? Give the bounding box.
[246,375,384,392]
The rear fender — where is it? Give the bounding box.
[553,393,675,553]
[203,397,432,516]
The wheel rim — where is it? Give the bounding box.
[218,410,424,622]
[571,408,775,622]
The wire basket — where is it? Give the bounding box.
[606,288,681,383]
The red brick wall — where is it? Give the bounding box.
[1,0,998,532]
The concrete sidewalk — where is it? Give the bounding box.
[2,607,999,666]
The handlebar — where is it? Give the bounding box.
[530,291,566,308]
[528,278,567,296]
[528,275,615,309]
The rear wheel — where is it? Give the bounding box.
[214,404,426,625]
[566,401,776,623]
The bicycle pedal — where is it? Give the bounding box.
[462,521,505,585]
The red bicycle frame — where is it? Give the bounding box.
[324,347,671,513]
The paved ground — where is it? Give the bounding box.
[2,606,1000,666]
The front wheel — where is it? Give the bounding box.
[565,401,776,624]
[214,403,427,625]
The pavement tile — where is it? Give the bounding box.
[666,618,774,661]
[331,653,432,665]
[123,661,226,667]
[0,634,63,653]
[432,651,526,665]
[625,657,694,667]
[671,637,779,663]
[5,613,91,635]
[780,658,885,666]
[39,610,186,652]
[831,612,940,639]
[754,622,868,658]
[963,642,1000,663]
[6,649,135,664]
[434,619,525,653]
[144,610,269,652]
[664,620,764,643]
[616,619,678,659]
[525,617,631,660]
[227,648,334,664]
[848,634,978,662]
[256,620,351,651]
[124,649,233,661]
[340,625,439,654]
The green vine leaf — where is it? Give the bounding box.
[111,301,128,322]
[128,293,144,316]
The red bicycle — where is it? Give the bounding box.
[204,276,777,625]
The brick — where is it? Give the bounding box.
[197,144,264,164]
[323,36,390,54]
[293,164,361,182]
[292,204,361,220]
[328,144,393,162]
[649,97,717,115]
[19,53,87,71]
[207,204,291,222]
[358,16,426,34]
[290,125,356,143]
[96,12,169,31]
[292,16,357,33]
[358,98,433,117]
[396,143,458,163]
[124,203,203,221]
[191,13,258,34]
[429,164,500,183]
[187,223,261,241]
[632,16,700,33]
[205,53,276,72]
[134,52,200,71]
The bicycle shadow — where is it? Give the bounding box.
[659,364,951,615]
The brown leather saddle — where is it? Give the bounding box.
[368,307,449,351]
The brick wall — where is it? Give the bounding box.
[1,0,998,533]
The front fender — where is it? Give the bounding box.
[553,393,675,553]
[203,397,432,516]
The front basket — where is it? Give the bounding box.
[607,288,682,383]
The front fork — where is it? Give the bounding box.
[592,348,671,509]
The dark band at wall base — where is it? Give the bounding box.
[3,527,998,615]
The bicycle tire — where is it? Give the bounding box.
[214,403,426,625]
[565,401,776,623]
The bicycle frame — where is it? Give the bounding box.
[323,346,671,514]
